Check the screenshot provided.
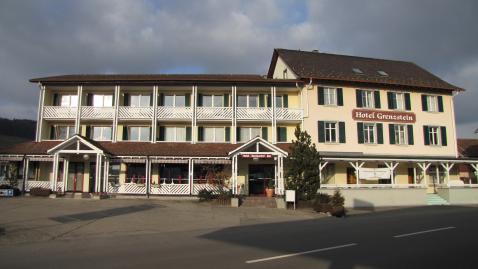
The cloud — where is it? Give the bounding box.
[0,0,477,139]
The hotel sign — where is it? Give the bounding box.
[352,109,416,123]
[241,154,273,159]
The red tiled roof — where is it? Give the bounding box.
[0,141,293,157]
[268,48,464,92]
[457,139,478,158]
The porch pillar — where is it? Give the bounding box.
[318,161,329,184]
[104,158,109,193]
[95,154,101,193]
[22,158,29,193]
[62,159,69,193]
[440,162,455,187]
[188,159,194,195]
[417,162,431,186]
[232,155,238,194]
[278,155,284,195]
[145,158,150,197]
[349,161,364,186]
[384,161,399,185]
[52,153,59,192]
[470,163,478,185]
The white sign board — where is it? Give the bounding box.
[359,168,391,180]
[0,189,13,197]
[285,190,296,210]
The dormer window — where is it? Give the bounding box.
[352,68,363,74]
[282,69,288,79]
[377,70,389,76]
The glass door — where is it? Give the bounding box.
[67,162,84,192]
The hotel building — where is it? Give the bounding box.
[1,48,477,206]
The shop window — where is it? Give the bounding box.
[126,164,146,184]
[159,164,188,184]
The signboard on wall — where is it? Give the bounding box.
[359,168,391,180]
[352,109,416,123]
[241,154,273,159]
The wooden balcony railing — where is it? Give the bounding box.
[81,106,115,119]
[156,106,192,120]
[43,106,77,119]
[118,106,154,119]
[236,107,272,120]
[196,107,232,120]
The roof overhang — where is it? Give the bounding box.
[228,136,288,157]
[47,135,106,155]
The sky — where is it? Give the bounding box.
[0,0,477,137]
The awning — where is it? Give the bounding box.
[194,159,231,164]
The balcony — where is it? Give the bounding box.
[157,106,192,120]
[81,106,115,120]
[275,108,303,121]
[119,106,154,120]
[196,107,232,120]
[43,106,77,119]
[236,107,272,120]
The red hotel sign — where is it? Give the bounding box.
[241,154,273,159]
[352,109,416,123]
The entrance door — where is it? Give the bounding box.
[67,162,84,192]
[89,163,96,193]
[248,164,274,195]
[347,168,357,184]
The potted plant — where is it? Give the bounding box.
[265,180,275,198]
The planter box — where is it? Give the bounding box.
[231,197,240,208]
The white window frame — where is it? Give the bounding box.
[59,94,78,107]
[52,125,75,140]
[363,123,376,144]
[239,127,261,142]
[429,126,440,146]
[202,94,224,108]
[426,95,438,112]
[92,126,113,141]
[275,95,284,108]
[391,92,405,110]
[203,127,225,143]
[324,88,337,106]
[394,124,407,145]
[129,93,151,107]
[163,94,186,107]
[128,126,151,142]
[324,121,338,143]
[164,126,187,142]
[237,95,259,108]
[362,90,375,108]
[92,94,113,107]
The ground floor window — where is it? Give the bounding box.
[51,125,75,140]
[159,164,188,184]
[126,163,146,184]
[108,163,120,185]
[193,164,225,184]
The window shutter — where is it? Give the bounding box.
[337,88,343,106]
[236,127,241,142]
[318,121,325,142]
[197,94,203,107]
[405,93,411,110]
[87,93,93,106]
[339,122,346,143]
[50,126,55,139]
[225,127,230,142]
[318,87,325,105]
[261,127,268,140]
[158,93,163,106]
[377,123,383,144]
[389,124,395,144]
[86,126,91,139]
[281,127,287,142]
[123,126,129,141]
[357,122,364,144]
[407,125,414,145]
[185,94,191,107]
[158,126,165,141]
[356,89,363,108]
[223,94,229,107]
[283,95,288,108]
[197,127,204,142]
[374,91,381,109]
[149,93,153,106]
[124,93,130,106]
[259,94,265,107]
[423,126,430,145]
[421,95,428,111]
[53,93,59,106]
[266,94,271,107]
[149,127,152,141]
[186,127,192,141]
[387,92,394,109]
[440,126,447,146]
[438,96,444,112]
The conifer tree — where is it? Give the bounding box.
[285,127,321,200]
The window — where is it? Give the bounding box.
[429,126,440,146]
[394,125,407,145]
[377,70,388,76]
[126,163,146,184]
[163,94,186,107]
[108,163,120,185]
[59,95,78,107]
[237,95,258,107]
[129,94,150,107]
[128,126,150,142]
[164,95,174,106]
[325,122,338,143]
[426,95,438,112]
[239,127,261,142]
[277,127,287,142]
[164,126,187,142]
[324,88,337,106]
[361,90,374,108]
[92,126,112,141]
[363,123,376,144]
[52,125,75,140]
[204,127,225,142]
[159,164,189,184]
[352,68,363,74]
[391,92,405,110]
[93,94,113,107]
[275,95,284,108]
[201,95,223,107]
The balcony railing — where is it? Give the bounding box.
[236,107,272,120]
[196,107,232,120]
[118,106,154,119]
[275,108,303,121]
[156,106,192,120]
[43,106,77,119]
[81,106,115,119]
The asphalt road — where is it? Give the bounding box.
[1,204,478,269]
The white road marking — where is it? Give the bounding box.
[245,243,358,264]
[393,226,456,238]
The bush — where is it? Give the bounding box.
[30,187,51,197]
[330,206,346,217]
[330,190,345,207]
[197,189,214,201]
[313,191,346,217]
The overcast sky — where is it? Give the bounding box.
[1,0,477,137]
